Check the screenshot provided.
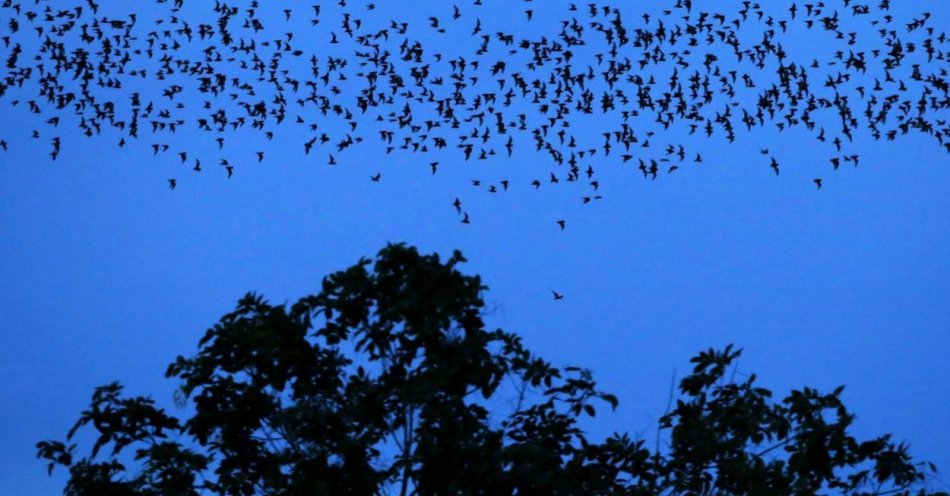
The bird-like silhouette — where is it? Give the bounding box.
[0,0,942,205]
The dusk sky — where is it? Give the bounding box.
[1,0,948,493]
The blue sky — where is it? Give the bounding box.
[0,0,948,493]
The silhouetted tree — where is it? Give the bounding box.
[38,244,946,495]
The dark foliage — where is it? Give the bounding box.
[39,244,945,495]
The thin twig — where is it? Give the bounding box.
[655,367,676,455]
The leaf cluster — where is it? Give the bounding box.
[38,244,946,496]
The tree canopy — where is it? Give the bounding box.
[38,243,945,495]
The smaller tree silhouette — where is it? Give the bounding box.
[38,244,945,495]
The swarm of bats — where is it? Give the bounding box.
[0,0,946,210]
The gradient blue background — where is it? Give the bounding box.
[1,1,948,493]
